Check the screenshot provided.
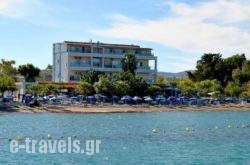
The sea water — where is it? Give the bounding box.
[0,111,250,164]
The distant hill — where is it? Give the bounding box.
[157,71,192,79]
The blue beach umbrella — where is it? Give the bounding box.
[87,95,95,104]
[144,96,153,104]
[167,96,175,101]
[112,95,119,104]
[155,95,165,101]
[133,96,142,104]
[132,96,142,101]
[121,95,131,104]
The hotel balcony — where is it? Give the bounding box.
[136,66,154,73]
[69,62,91,70]
[104,64,122,68]
[101,64,122,72]
[68,50,154,57]
[69,75,81,81]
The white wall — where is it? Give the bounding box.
[53,43,69,82]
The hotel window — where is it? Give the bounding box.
[93,57,102,67]
[68,46,83,52]
[93,47,103,54]
[84,47,91,53]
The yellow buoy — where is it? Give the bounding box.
[47,133,52,140]
[185,127,190,133]
[17,135,23,141]
[152,128,157,133]
[227,124,232,129]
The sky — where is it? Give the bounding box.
[1,0,250,72]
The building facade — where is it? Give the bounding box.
[52,41,157,83]
[37,69,52,81]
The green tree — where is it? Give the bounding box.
[187,53,247,86]
[18,64,40,82]
[0,74,15,96]
[112,81,131,97]
[195,79,222,96]
[41,84,59,96]
[240,81,250,97]
[223,54,246,84]
[46,64,53,70]
[80,70,104,84]
[232,60,250,84]
[168,79,178,88]
[224,81,242,97]
[116,71,134,82]
[114,72,147,96]
[27,84,43,96]
[187,53,224,83]
[121,53,137,75]
[156,75,167,85]
[75,81,94,96]
[130,75,148,96]
[93,75,113,96]
[147,85,162,97]
[0,59,18,76]
[176,78,196,96]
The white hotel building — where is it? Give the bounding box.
[52,41,157,83]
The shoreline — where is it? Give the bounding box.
[1,102,250,113]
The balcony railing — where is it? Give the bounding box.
[93,63,102,68]
[103,52,153,56]
[137,66,151,70]
[69,76,80,81]
[68,49,154,56]
[104,64,122,68]
[69,63,91,67]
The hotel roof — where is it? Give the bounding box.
[62,41,152,50]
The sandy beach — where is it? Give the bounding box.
[1,102,250,113]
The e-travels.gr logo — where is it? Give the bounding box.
[9,137,101,155]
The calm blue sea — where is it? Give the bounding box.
[0,111,250,165]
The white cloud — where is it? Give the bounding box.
[93,0,250,63]
[0,0,67,27]
[0,0,26,17]
[0,0,52,19]
[110,13,137,24]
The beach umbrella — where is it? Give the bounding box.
[112,95,119,99]
[121,95,131,101]
[144,96,153,104]
[189,97,198,100]
[155,95,166,105]
[144,96,153,101]
[225,97,235,103]
[132,96,142,105]
[225,97,233,101]
[112,95,119,104]
[167,96,175,105]
[94,94,102,100]
[121,95,131,104]
[100,95,107,102]
[87,95,95,104]
[132,96,142,101]
[156,95,166,101]
[180,96,189,100]
[167,96,175,101]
